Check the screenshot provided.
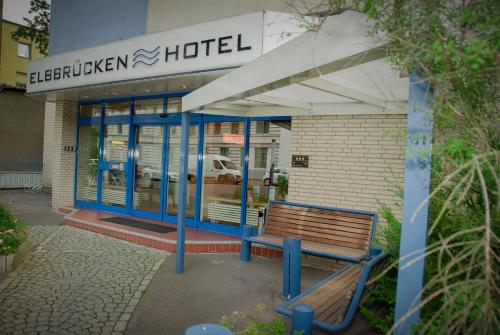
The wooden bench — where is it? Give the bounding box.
[276,248,388,333]
[241,201,377,262]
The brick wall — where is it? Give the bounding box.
[42,102,56,188]
[51,100,78,209]
[287,114,407,231]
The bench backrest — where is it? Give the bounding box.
[264,201,376,252]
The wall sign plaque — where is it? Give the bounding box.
[291,155,309,168]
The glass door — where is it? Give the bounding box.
[199,121,244,234]
[132,125,165,217]
[164,124,199,223]
[99,124,129,208]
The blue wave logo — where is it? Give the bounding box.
[133,46,160,67]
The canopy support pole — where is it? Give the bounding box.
[394,73,433,334]
[176,111,191,274]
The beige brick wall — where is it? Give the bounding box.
[42,102,56,188]
[51,100,78,209]
[288,114,407,231]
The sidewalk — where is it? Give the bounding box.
[0,190,63,226]
[127,253,375,335]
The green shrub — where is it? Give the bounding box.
[360,157,491,334]
[0,203,27,255]
[220,304,303,335]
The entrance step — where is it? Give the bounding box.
[63,209,283,259]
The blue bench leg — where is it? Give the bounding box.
[292,304,314,335]
[240,225,253,262]
[283,237,301,299]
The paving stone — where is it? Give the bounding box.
[114,321,127,332]
[0,226,166,334]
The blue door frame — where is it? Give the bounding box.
[74,91,291,237]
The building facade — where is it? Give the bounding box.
[34,0,407,237]
[0,12,45,179]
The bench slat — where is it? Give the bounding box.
[265,227,369,251]
[265,225,369,248]
[272,203,373,223]
[268,211,372,231]
[312,269,361,323]
[252,234,367,259]
[267,217,370,239]
[288,267,362,324]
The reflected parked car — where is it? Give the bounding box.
[203,155,242,184]
[262,167,288,186]
[142,167,179,182]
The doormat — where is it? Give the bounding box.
[101,217,177,234]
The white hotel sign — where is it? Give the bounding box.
[27,13,264,94]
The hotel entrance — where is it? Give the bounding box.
[74,93,291,235]
[131,123,199,226]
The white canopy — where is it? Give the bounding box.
[182,10,408,117]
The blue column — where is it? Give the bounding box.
[283,237,301,299]
[394,73,433,334]
[176,112,191,274]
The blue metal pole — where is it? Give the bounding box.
[394,73,433,334]
[176,111,191,274]
[240,225,252,262]
[239,119,250,233]
[283,237,301,299]
[291,304,314,335]
[125,100,135,212]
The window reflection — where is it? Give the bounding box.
[201,122,244,227]
[133,126,164,213]
[76,125,100,203]
[166,125,198,217]
[135,99,163,115]
[80,104,101,118]
[246,120,291,226]
[105,101,130,116]
[101,125,129,207]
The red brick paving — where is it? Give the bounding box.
[63,208,282,259]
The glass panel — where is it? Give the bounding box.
[101,124,129,207]
[76,125,100,203]
[166,97,181,113]
[101,168,127,208]
[166,125,198,217]
[133,126,164,213]
[201,122,244,227]
[247,120,292,226]
[105,101,130,116]
[103,125,129,162]
[134,99,163,115]
[80,104,101,118]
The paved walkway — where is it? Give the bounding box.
[0,226,167,335]
[0,190,63,226]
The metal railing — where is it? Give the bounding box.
[0,153,44,190]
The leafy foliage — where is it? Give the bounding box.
[11,0,50,56]
[276,175,289,200]
[0,204,27,255]
[220,304,303,335]
[289,0,499,334]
